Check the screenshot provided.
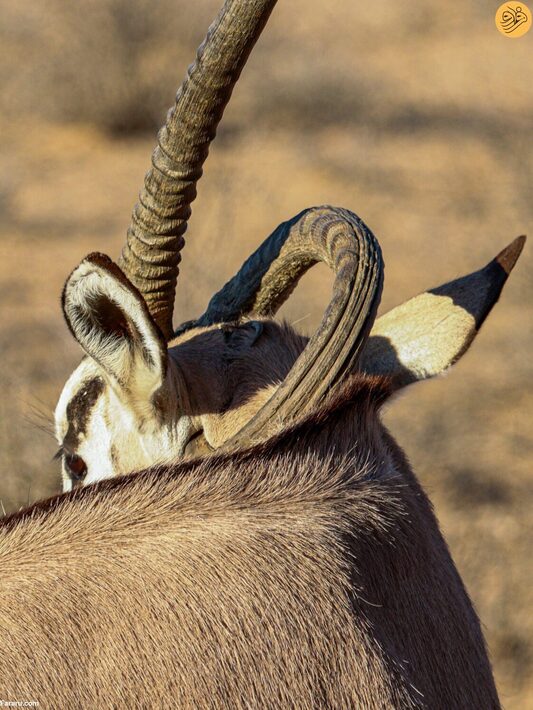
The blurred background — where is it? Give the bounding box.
[0,0,531,704]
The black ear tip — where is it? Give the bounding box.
[83,252,115,269]
[494,235,526,276]
[61,253,112,315]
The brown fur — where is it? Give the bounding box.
[169,319,309,447]
[1,374,498,708]
[63,376,104,450]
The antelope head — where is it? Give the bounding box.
[55,0,524,490]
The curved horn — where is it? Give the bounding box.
[177,206,384,445]
[119,0,278,340]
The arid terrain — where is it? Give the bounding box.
[1,0,531,705]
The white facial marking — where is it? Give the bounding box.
[55,358,194,491]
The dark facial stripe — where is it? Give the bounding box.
[64,377,105,450]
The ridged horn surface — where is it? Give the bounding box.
[119,0,278,340]
[177,206,384,445]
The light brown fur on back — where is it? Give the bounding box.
[0,374,499,708]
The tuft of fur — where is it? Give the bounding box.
[2,374,499,708]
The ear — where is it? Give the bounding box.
[62,252,167,399]
[361,236,525,390]
[221,320,264,350]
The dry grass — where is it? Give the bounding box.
[0,0,531,705]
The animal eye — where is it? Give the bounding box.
[65,453,87,482]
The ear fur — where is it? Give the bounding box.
[361,236,525,390]
[62,253,167,398]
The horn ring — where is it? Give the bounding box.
[119,0,278,340]
[176,205,384,446]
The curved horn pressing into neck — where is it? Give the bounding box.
[177,206,384,446]
[119,0,278,340]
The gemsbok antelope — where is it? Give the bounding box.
[2,0,521,705]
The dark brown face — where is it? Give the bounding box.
[63,377,105,450]
[54,373,105,488]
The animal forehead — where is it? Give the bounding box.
[62,376,105,449]
[170,323,222,346]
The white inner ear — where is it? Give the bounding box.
[363,292,477,385]
[64,261,165,395]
